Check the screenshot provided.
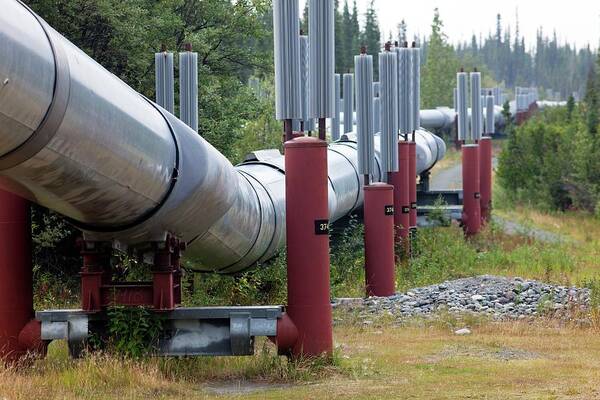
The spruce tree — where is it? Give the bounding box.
[397,20,407,44]
[567,95,575,121]
[334,0,345,72]
[421,8,459,108]
[351,0,360,53]
[362,0,381,75]
[301,1,308,34]
[585,65,598,135]
[342,0,353,72]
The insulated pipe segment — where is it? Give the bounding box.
[0,1,68,169]
[0,1,178,230]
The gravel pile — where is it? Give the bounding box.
[334,275,591,320]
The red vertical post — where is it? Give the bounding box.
[389,142,411,253]
[364,183,396,297]
[408,142,417,235]
[284,137,332,357]
[0,190,37,361]
[153,243,175,311]
[461,144,481,235]
[479,137,493,224]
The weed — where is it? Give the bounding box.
[106,306,163,358]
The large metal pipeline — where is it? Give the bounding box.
[0,1,445,273]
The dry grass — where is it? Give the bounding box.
[4,317,600,399]
[496,205,600,244]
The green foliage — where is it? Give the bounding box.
[184,217,367,306]
[107,306,163,358]
[498,106,600,212]
[184,252,288,307]
[585,65,599,135]
[232,77,283,163]
[31,206,80,309]
[28,0,273,160]
[426,197,451,227]
[401,225,478,290]
[567,95,576,121]
[330,216,365,298]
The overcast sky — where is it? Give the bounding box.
[300,0,600,50]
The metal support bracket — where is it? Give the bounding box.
[36,306,283,357]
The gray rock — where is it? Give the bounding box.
[332,275,590,322]
[454,328,472,335]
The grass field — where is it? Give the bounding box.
[3,316,600,399]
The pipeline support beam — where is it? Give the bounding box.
[479,137,493,223]
[461,145,481,235]
[283,137,332,357]
[364,183,396,297]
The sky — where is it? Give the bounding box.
[300,0,600,50]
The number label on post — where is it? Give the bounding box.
[384,205,394,216]
[474,192,481,199]
[314,219,330,235]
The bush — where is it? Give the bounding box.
[498,106,600,212]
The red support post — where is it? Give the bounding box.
[283,137,332,358]
[389,142,411,254]
[0,190,44,362]
[152,241,175,311]
[80,242,109,312]
[461,144,481,236]
[479,137,493,224]
[364,183,396,297]
[408,141,418,236]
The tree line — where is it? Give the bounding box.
[455,14,594,101]
[301,3,594,106]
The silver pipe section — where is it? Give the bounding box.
[0,1,448,274]
[341,105,504,135]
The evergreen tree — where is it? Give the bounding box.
[567,95,575,121]
[350,0,360,57]
[421,8,459,108]
[362,0,381,74]
[397,19,407,44]
[301,1,308,34]
[341,0,353,72]
[334,0,345,72]
[585,65,598,135]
